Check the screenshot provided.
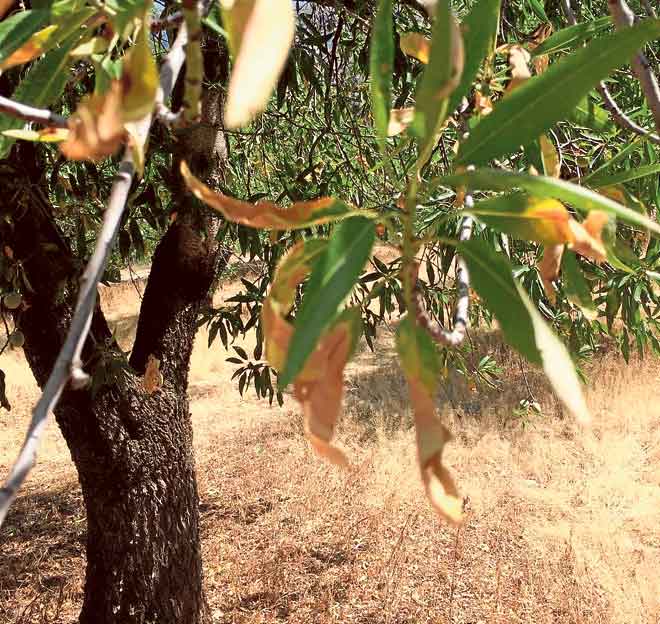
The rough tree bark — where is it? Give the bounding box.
[0,39,229,623]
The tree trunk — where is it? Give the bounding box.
[1,37,228,621]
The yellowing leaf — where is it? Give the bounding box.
[568,210,608,262]
[538,244,564,305]
[528,22,552,75]
[387,107,415,136]
[539,134,560,178]
[261,241,360,465]
[222,0,296,128]
[396,317,462,525]
[121,24,158,122]
[409,378,463,525]
[0,0,13,19]
[142,354,163,394]
[2,127,69,143]
[400,32,431,64]
[0,24,58,69]
[70,37,110,57]
[180,161,365,229]
[60,82,125,161]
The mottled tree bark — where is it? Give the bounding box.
[0,36,228,622]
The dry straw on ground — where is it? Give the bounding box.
[1,276,659,623]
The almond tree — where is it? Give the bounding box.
[1,1,660,623]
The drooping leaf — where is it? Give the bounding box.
[121,23,158,121]
[396,318,462,525]
[0,10,49,67]
[531,16,612,56]
[447,0,500,114]
[400,32,431,64]
[370,0,394,151]
[60,82,125,161]
[412,1,464,165]
[561,251,598,320]
[505,45,531,93]
[281,217,375,387]
[526,0,549,23]
[181,161,369,229]
[538,244,564,304]
[456,19,660,166]
[459,239,590,424]
[261,241,360,465]
[221,0,296,128]
[434,168,660,235]
[539,134,560,178]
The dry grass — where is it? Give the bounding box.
[1,277,659,624]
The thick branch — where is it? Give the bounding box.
[0,95,68,128]
[0,26,190,527]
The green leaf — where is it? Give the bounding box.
[561,251,597,320]
[412,0,461,165]
[0,33,79,158]
[526,0,549,23]
[459,240,590,423]
[0,10,49,66]
[586,163,660,188]
[531,16,612,56]
[433,168,660,235]
[570,96,613,132]
[281,217,375,386]
[370,0,394,152]
[459,239,540,363]
[447,0,501,115]
[395,317,441,394]
[456,19,660,166]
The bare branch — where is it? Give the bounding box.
[607,0,660,134]
[0,27,190,528]
[0,95,68,128]
[415,207,474,348]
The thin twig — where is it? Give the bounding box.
[562,0,660,144]
[415,209,474,348]
[607,0,660,134]
[0,26,190,528]
[0,96,68,128]
[641,0,657,18]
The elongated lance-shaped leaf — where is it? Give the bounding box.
[531,16,612,56]
[0,10,49,66]
[456,19,660,166]
[586,162,660,188]
[280,217,375,387]
[370,0,394,152]
[432,168,660,235]
[459,240,590,424]
[221,0,296,128]
[0,33,79,158]
[412,0,464,166]
[396,318,463,525]
[181,161,372,229]
[447,0,501,115]
[261,241,361,466]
